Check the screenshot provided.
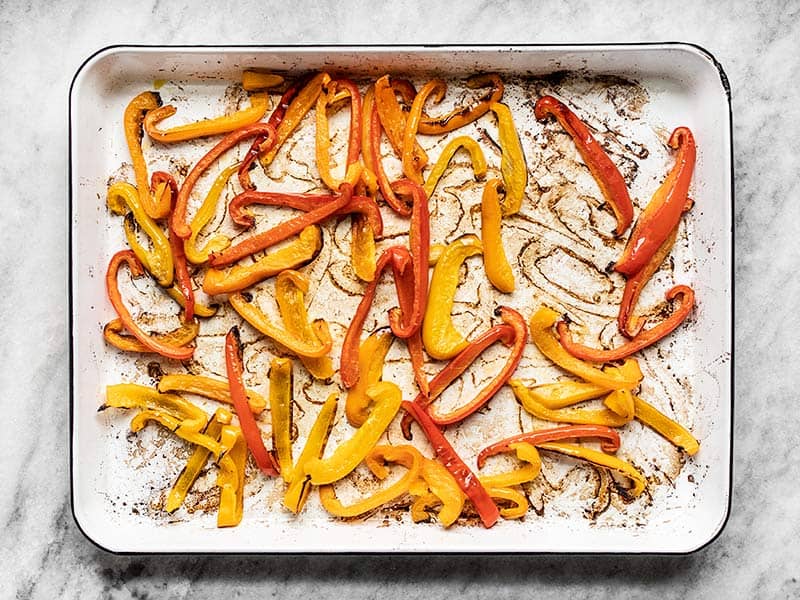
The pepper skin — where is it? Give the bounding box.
[418,73,504,135]
[490,102,528,216]
[480,179,515,293]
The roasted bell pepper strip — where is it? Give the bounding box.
[633,395,700,455]
[103,317,198,354]
[401,399,499,528]
[510,380,630,427]
[487,487,529,520]
[423,135,487,198]
[224,327,280,477]
[422,235,483,360]
[123,91,170,219]
[481,178,515,292]
[107,181,173,287]
[315,78,363,190]
[523,381,608,409]
[556,285,695,362]
[477,442,542,489]
[216,424,247,527]
[389,257,430,397]
[345,330,393,427]
[361,86,378,175]
[409,457,465,527]
[418,73,504,135]
[306,382,403,485]
[351,212,377,282]
[209,183,352,267]
[164,285,218,317]
[229,292,332,358]
[143,93,270,143]
[184,162,239,265]
[157,373,266,414]
[373,75,427,167]
[604,388,634,421]
[106,251,194,360]
[318,445,422,518]
[401,79,446,183]
[477,425,621,469]
[490,102,528,216]
[615,126,696,275]
[269,357,294,481]
[242,71,284,91]
[166,408,232,513]
[537,442,646,498]
[202,225,322,295]
[283,393,338,514]
[534,95,633,235]
[171,122,277,240]
[369,98,412,216]
[529,306,641,389]
[275,270,334,379]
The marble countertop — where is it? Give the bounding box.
[1,0,796,597]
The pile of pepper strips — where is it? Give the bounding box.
[101,70,700,529]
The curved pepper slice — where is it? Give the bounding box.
[401,79,446,183]
[184,162,239,265]
[615,126,696,275]
[522,380,608,409]
[534,95,633,235]
[537,442,646,499]
[224,327,280,477]
[241,71,284,91]
[144,93,270,143]
[409,457,465,527]
[106,251,194,360]
[163,286,217,318]
[422,235,483,360]
[103,317,198,355]
[487,487,529,520]
[275,270,334,379]
[418,73,504,135]
[490,102,528,216]
[269,357,294,481]
[423,135,487,198]
[351,210,377,282]
[373,75,427,168]
[477,442,542,489]
[556,285,695,362]
[216,423,247,527]
[318,445,422,518]
[345,331,393,427]
[306,382,403,485]
[316,78,363,191]
[481,178,515,293]
[633,395,700,455]
[157,373,266,414]
[510,380,630,427]
[368,95,411,216]
[202,225,322,295]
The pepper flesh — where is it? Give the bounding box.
[373,75,427,168]
[534,95,633,235]
[368,97,411,216]
[480,179,515,293]
[164,286,218,318]
[418,73,504,135]
[157,373,266,414]
[510,380,630,427]
[345,331,393,427]
[156,171,195,321]
[523,380,608,409]
[477,442,542,489]
[315,78,363,190]
[423,135,487,199]
[490,102,528,216]
[269,357,294,481]
[215,424,247,527]
[633,395,700,455]
[103,317,198,355]
[401,79,446,183]
[410,457,465,527]
[241,71,284,91]
[184,162,238,265]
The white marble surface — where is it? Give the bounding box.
[0,0,795,597]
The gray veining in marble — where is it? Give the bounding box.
[1,0,798,597]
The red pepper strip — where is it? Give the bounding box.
[477,425,621,469]
[171,123,277,240]
[228,190,382,235]
[534,95,633,236]
[418,73,504,135]
[387,179,429,339]
[390,250,429,397]
[400,323,516,439]
[557,285,695,362]
[401,79,446,183]
[224,326,280,477]
[335,78,362,170]
[402,400,499,529]
[209,183,353,267]
[426,307,527,426]
[615,126,696,276]
[369,100,412,216]
[105,250,194,361]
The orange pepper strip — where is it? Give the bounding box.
[481,179,515,292]
[241,71,284,91]
[105,250,194,361]
[418,73,504,135]
[401,79,446,183]
[103,317,198,354]
[373,75,427,166]
[369,97,412,216]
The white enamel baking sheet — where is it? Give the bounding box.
[70,44,732,553]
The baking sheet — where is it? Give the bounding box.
[70,45,732,553]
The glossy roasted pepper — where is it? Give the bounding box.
[534,95,633,235]
[401,79,446,182]
[418,73,504,135]
[633,395,700,455]
[157,373,266,414]
[509,380,630,427]
[345,331,394,427]
[477,442,542,489]
[103,317,198,355]
[409,457,465,527]
[373,75,427,169]
[481,179,515,293]
[316,78,363,190]
[241,71,285,91]
[351,210,377,282]
[487,487,529,520]
[490,102,528,216]
[184,162,239,265]
[521,380,608,409]
[368,97,412,216]
[269,357,294,481]
[215,423,248,527]
[423,135,487,198]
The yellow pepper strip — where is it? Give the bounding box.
[242,71,284,91]
[166,408,232,513]
[184,163,238,265]
[228,291,332,358]
[129,408,223,455]
[373,75,427,166]
[487,487,529,520]
[269,357,294,482]
[345,330,394,427]
[423,135,487,198]
[510,380,629,427]
[124,91,170,219]
[260,72,329,166]
[157,374,266,414]
[526,381,608,409]
[283,393,338,514]
[478,442,542,488]
[275,270,334,379]
[537,442,647,498]
[481,178,515,293]
[633,395,700,455]
[202,225,322,295]
[490,102,528,216]
[401,79,446,183]
[107,181,173,287]
[529,307,642,390]
[409,458,465,527]
[422,235,483,360]
[164,285,218,318]
[216,424,248,527]
[103,317,198,354]
[143,93,270,144]
[351,212,377,282]
[315,80,364,190]
[306,382,403,485]
[604,389,635,421]
[318,445,422,518]
[428,243,446,266]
